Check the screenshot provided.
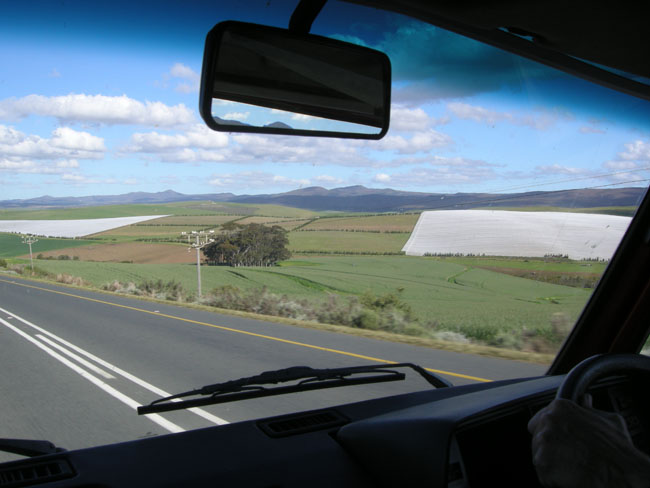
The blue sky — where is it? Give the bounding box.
[1,0,649,200]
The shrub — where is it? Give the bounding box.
[432,331,470,344]
[102,279,188,301]
[56,273,88,287]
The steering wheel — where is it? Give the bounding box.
[556,353,650,402]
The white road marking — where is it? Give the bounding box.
[0,317,184,434]
[35,334,115,379]
[0,306,229,426]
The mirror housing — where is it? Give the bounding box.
[199,21,391,139]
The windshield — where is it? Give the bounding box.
[1,0,649,460]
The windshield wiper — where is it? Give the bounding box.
[0,438,65,457]
[138,363,451,415]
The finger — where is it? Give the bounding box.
[528,408,544,433]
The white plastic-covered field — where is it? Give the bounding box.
[402,210,631,260]
[0,215,167,238]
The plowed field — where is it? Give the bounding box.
[31,242,194,264]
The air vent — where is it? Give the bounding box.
[0,459,74,487]
[258,410,348,437]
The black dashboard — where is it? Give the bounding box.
[2,374,649,488]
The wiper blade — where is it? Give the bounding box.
[0,438,65,457]
[138,362,450,415]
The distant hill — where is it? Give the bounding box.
[0,190,234,208]
[0,186,645,213]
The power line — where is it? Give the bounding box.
[485,166,650,194]
[21,234,38,273]
[420,178,650,211]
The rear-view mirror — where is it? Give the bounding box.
[199,21,391,139]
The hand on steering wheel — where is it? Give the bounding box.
[527,354,650,488]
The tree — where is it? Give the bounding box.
[203,223,291,267]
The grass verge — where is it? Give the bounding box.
[0,265,554,365]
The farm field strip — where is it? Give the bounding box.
[236,216,304,225]
[29,242,194,264]
[0,233,96,258]
[272,219,314,230]
[91,225,207,237]
[143,215,240,226]
[0,215,169,238]
[289,230,411,253]
[301,213,420,232]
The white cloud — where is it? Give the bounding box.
[375,166,496,187]
[61,173,87,182]
[57,173,138,186]
[603,160,639,170]
[390,106,431,131]
[315,174,344,185]
[0,125,104,164]
[55,159,80,168]
[375,129,452,154]
[0,94,195,127]
[620,140,650,161]
[535,164,590,176]
[372,156,498,188]
[50,127,105,151]
[291,113,315,121]
[225,134,371,166]
[0,125,23,144]
[208,171,310,189]
[0,158,79,175]
[168,63,200,94]
[170,63,199,81]
[0,123,106,178]
[448,102,513,125]
[374,173,391,183]
[448,102,566,130]
[532,158,650,186]
[124,120,452,167]
[129,125,228,151]
[270,109,315,122]
[223,112,250,121]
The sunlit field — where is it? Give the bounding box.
[0,202,620,357]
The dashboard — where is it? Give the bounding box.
[2,374,648,488]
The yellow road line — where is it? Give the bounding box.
[0,278,492,383]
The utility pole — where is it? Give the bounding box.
[22,235,38,273]
[182,230,215,298]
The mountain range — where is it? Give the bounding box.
[0,186,645,213]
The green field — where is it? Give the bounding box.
[22,255,590,343]
[433,256,608,274]
[0,233,95,258]
[289,230,411,253]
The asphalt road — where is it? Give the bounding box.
[0,275,546,462]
